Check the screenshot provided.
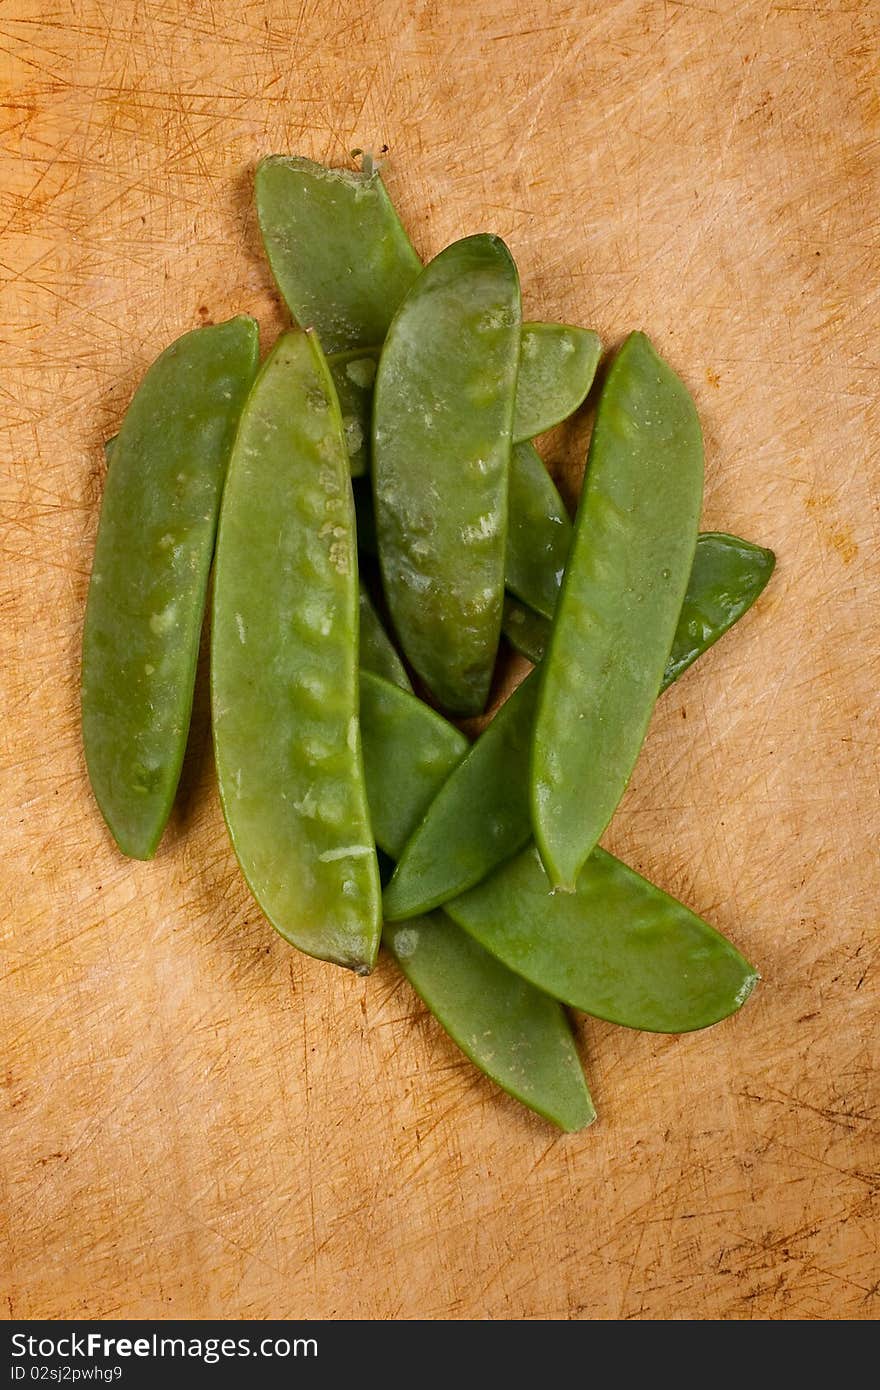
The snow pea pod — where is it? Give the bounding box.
[358,671,466,859]
[382,675,537,920]
[513,324,601,442]
[505,442,572,620]
[373,234,521,715]
[358,672,593,1130]
[502,593,552,664]
[328,348,379,477]
[212,331,381,972]
[82,315,259,859]
[447,845,758,1033]
[664,532,776,684]
[383,531,773,919]
[532,331,703,890]
[384,913,595,1132]
[255,156,421,352]
[504,532,775,667]
[359,588,410,693]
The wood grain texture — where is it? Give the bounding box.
[1,0,877,1321]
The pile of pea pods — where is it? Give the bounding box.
[82,155,775,1131]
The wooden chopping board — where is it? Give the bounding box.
[1,0,877,1321]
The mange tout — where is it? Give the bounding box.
[255,154,422,353]
[212,331,381,972]
[503,526,774,668]
[532,331,704,890]
[372,233,521,715]
[82,315,259,859]
[83,150,773,1134]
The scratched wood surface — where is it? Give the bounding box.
[1,0,878,1321]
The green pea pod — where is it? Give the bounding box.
[359,672,593,1131]
[513,324,601,441]
[359,589,410,692]
[328,348,379,477]
[82,316,260,859]
[447,845,758,1033]
[383,676,538,920]
[664,532,776,684]
[373,234,521,714]
[504,532,775,668]
[505,442,572,620]
[212,330,381,972]
[502,593,552,664]
[532,331,704,890]
[358,671,466,859]
[255,156,421,352]
[384,532,773,919]
[385,914,595,1132]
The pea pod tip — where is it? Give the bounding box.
[735,970,760,1009]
